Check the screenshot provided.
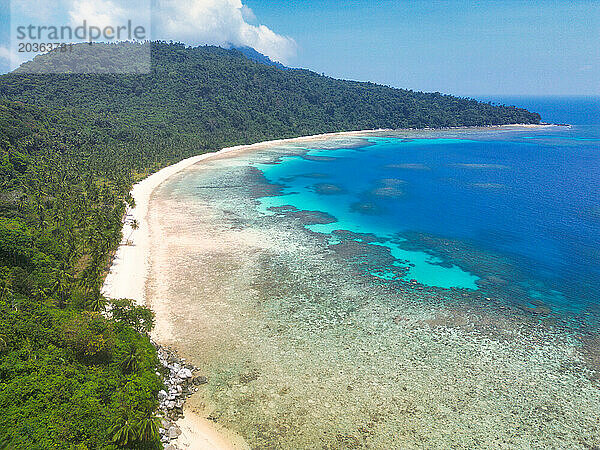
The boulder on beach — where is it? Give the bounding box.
[177,368,193,379]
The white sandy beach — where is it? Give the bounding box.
[101,124,553,450]
[101,129,392,306]
[101,128,397,449]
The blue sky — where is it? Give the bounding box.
[245,0,600,96]
[1,0,598,96]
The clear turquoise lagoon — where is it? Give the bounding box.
[150,97,600,448]
[252,105,600,322]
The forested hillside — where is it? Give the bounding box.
[0,100,164,448]
[1,42,540,149]
[0,42,541,448]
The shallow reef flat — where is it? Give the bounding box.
[147,131,600,449]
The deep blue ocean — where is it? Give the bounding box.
[256,97,600,325]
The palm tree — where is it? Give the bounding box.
[32,286,49,302]
[65,228,80,259]
[33,191,48,229]
[16,195,28,212]
[51,262,74,309]
[80,259,103,293]
[125,192,135,209]
[85,232,101,255]
[110,418,137,447]
[127,219,139,244]
[120,346,142,374]
[86,287,106,312]
[0,278,13,303]
[136,413,161,444]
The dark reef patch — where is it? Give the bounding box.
[350,202,382,215]
[313,183,345,195]
[385,163,431,170]
[470,183,505,189]
[266,205,337,227]
[370,187,405,198]
[332,230,387,244]
[378,178,406,186]
[451,163,509,169]
[280,172,330,183]
[301,155,338,162]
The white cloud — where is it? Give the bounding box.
[240,4,256,24]
[0,46,11,62]
[67,0,151,36]
[68,0,128,29]
[0,45,29,71]
[11,0,66,22]
[152,0,297,63]
[10,0,296,65]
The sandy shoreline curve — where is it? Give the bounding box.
[101,123,555,303]
[101,128,399,305]
[101,128,393,450]
[101,124,553,449]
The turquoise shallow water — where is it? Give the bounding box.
[257,139,483,290]
[254,121,600,323]
[149,104,600,447]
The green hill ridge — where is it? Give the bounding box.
[2,42,540,144]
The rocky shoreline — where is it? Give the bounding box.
[154,341,208,450]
